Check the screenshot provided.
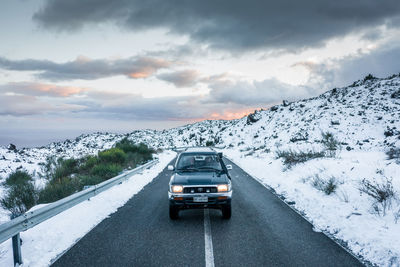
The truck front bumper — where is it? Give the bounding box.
[168,191,232,209]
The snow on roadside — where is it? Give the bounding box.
[0,151,176,267]
[222,148,400,267]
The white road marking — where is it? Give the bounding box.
[204,209,215,267]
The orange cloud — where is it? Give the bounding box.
[128,58,172,79]
[209,109,254,120]
[198,108,257,121]
[33,84,86,97]
[128,72,151,79]
[3,82,87,97]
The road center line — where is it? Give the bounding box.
[204,209,215,267]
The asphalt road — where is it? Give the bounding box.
[52,158,363,267]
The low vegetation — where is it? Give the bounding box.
[359,177,396,216]
[321,132,340,157]
[1,139,155,216]
[1,170,37,217]
[310,174,338,195]
[276,132,341,168]
[275,149,325,168]
[386,148,400,164]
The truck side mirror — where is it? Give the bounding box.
[167,165,174,171]
[218,152,223,158]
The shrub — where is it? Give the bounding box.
[38,177,80,204]
[363,74,376,82]
[1,182,37,216]
[359,177,395,216]
[386,148,400,164]
[53,158,79,182]
[1,170,37,216]
[206,140,214,147]
[78,175,104,188]
[80,155,99,171]
[321,132,340,157]
[276,149,325,168]
[4,170,33,188]
[125,152,142,168]
[290,131,308,142]
[98,148,126,164]
[311,175,338,195]
[90,163,122,179]
[115,138,154,156]
[40,156,57,180]
[35,140,155,204]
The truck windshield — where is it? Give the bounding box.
[176,154,222,171]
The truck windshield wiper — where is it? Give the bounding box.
[196,167,223,173]
[176,166,198,172]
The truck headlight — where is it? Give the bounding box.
[171,185,183,193]
[217,184,229,192]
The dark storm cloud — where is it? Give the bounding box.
[0,56,171,81]
[294,42,400,90]
[33,0,400,52]
[157,70,200,88]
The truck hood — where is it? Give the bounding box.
[171,171,229,185]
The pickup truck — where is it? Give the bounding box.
[168,147,232,219]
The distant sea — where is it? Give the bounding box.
[0,129,88,149]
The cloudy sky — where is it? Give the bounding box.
[1,0,400,147]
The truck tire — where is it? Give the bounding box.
[222,204,231,219]
[169,205,179,220]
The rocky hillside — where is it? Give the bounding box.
[1,74,399,179]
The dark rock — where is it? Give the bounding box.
[282,100,290,107]
[8,143,16,151]
[246,110,262,124]
[346,146,352,151]
[270,106,279,111]
[391,89,400,99]
[384,128,394,137]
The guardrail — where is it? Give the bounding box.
[0,159,159,266]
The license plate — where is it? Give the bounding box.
[193,196,208,202]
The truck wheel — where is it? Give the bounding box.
[169,205,179,220]
[222,204,231,219]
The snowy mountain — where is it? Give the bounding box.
[0,74,399,266]
[1,74,399,179]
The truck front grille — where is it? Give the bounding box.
[183,187,217,193]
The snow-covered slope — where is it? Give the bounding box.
[0,74,399,266]
[2,75,399,179]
